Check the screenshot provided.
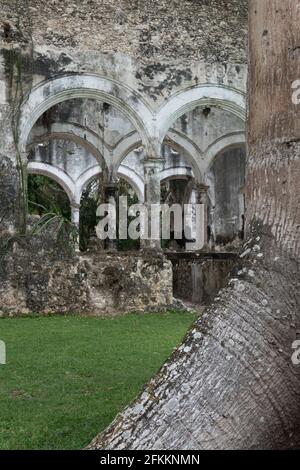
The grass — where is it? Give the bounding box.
[0,311,197,450]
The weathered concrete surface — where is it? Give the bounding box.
[0,155,16,231]
[0,239,173,316]
[0,1,248,63]
[0,0,247,316]
[82,252,173,315]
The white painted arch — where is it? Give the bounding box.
[74,164,144,203]
[27,130,108,169]
[160,167,194,182]
[27,161,75,203]
[114,130,203,183]
[205,131,246,173]
[28,161,145,205]
[118,166,144,202]
[19,74,154,154]
[74,165,102,204]
[156,85,246,144]
[114,131,143,169]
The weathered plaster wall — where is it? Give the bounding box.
[0,0,248,315]
[0,156,16,231]
[0,1,248,63]
[0,1,248,121]
[0,241,173,316]
[207,147,246,243]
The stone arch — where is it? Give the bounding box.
[27,161,75,203]
[114,130,203,183]
[74,164,144,204]
[156,85,246,144]
[74,165,103,205]
[117,166,144,202]
[27,131,108,170]
[113,131,143,170]
[27,122,110,168]
[204,132,246,174]
[160,169,196,226]
[160,167,194,182]
[19,74,154,154]
[164,131,202,183]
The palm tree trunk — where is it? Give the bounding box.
[88,0,300,450]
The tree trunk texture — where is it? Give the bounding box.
[88,0,300,450]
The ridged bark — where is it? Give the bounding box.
[88,0,300,449]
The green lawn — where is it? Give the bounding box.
[0,311,197,450]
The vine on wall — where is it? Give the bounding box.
[7,0,34,235]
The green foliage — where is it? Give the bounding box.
[0,311,197,450]
[79,177,103,251]
[27,175,142,252]
[28,175,71,220]
[30,212,78,252]
[79,188,98,251]
[116,179,140,251]
[79,177,140,252]
[26,175,76,253]
[8,5,34,235]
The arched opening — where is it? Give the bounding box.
[27,173,74,250]
[79,175,140,252]
[160,101,246,252]
[25,96,147,251]
[19,74,152,155]
[28,173,71,220]
[206,144,246,247]
[160,102,246,306]
[160,175,194,251]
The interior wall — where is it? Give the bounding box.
[207,147,246,244]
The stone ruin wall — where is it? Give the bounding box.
[0,0,247,63]
[0,241,173,317]
[0,0,248,315]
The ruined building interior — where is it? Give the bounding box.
[0,1,248,315]
[2,1,300,454]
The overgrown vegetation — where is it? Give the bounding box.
[0,311,197,450]
[78,177,140,251]
[28,174,71,219]
[116,179,140,252]
[7,2,34,235]
[79,178,101,252]
[26,174,141,252]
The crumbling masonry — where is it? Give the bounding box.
[0,0,248,315]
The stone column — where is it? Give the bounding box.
[104,182,118,251]
[16,152,29,233]
[71,203,80,227]
[71,202,80,252]
[142,157,164,250]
